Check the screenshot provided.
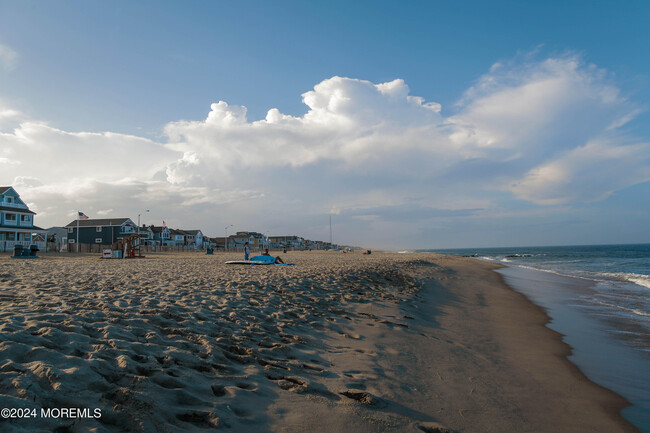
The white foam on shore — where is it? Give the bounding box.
[512,264,601,283]
[586,297,650,318]
[602,272,650,290]
[504,264,650,293]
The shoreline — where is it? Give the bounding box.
[405,255,637,432]
[486,263,637,430]
[495,263,649,432]
[0,251,640,432]
[264,253,639,432]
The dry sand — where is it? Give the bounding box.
[0,251,639,432]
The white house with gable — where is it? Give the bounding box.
[0,186,45,251]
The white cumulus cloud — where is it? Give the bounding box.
[510,139,650,204]
[1,53,648,246]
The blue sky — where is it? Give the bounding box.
[1,1,649,248]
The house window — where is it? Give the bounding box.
[21,215,31,222]
[5,213,16,222]
[68,227,73,233]
[95,238,102,244]
[96,226,102,232]
[68,239,75,243]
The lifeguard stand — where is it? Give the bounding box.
[111,234,144,258]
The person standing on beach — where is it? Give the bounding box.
[244,242,250,260]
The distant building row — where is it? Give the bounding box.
[66,224,336,250]
[222,232,334,251]
[1,185,339,251]
[65,219,206,248]
[0,186,336,250]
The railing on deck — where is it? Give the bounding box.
[0,240,46,252]
[0,202,29,209]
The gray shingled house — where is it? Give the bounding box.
[64,218,137,246]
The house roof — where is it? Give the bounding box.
[0,186,13,194]
[183,229,202,235]
[149,225,169,234]
[44,227,68,236]
[235,231,265,237]
[0,206,35,215]
[65,218,133,228]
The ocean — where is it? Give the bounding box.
[427,244,650,432]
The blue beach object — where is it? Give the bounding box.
[250,255,276,265]
[225,255,295,265]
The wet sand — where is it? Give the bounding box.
[0,251,639,432]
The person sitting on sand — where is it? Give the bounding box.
[262,248,284,264]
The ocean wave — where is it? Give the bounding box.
[601,272,650,290]
[512,264,601,282]
[501,263,650,291]
[585,297,650,318]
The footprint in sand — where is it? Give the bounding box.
[235,381,255,390]
[341,332,362,340]
[211,384,227,396]
[417,423,455,433]
[176,411,220,428]
[339,389,385,407]
[151,374,185,389]
[301,363,325,372]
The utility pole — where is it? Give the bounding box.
[330,215,332,246]
[225,224,233,252]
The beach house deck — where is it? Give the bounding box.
[0,186,46,251]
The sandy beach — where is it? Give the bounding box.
[0,251,639,432]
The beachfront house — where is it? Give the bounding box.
[311,240,328,250]
[44,226,68,251]
[227,232,249,250]
[269,235,306,250]
[169,229,186,246]
[209,236,226,250]
[138,225,155,245]
[227,231,269,251]
[182,229,204,248]
[65,218,137,246]
[150,225,171,246]
[204,236,219,249]
[0,186,45,251]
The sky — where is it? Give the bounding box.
[1,0,649,249]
